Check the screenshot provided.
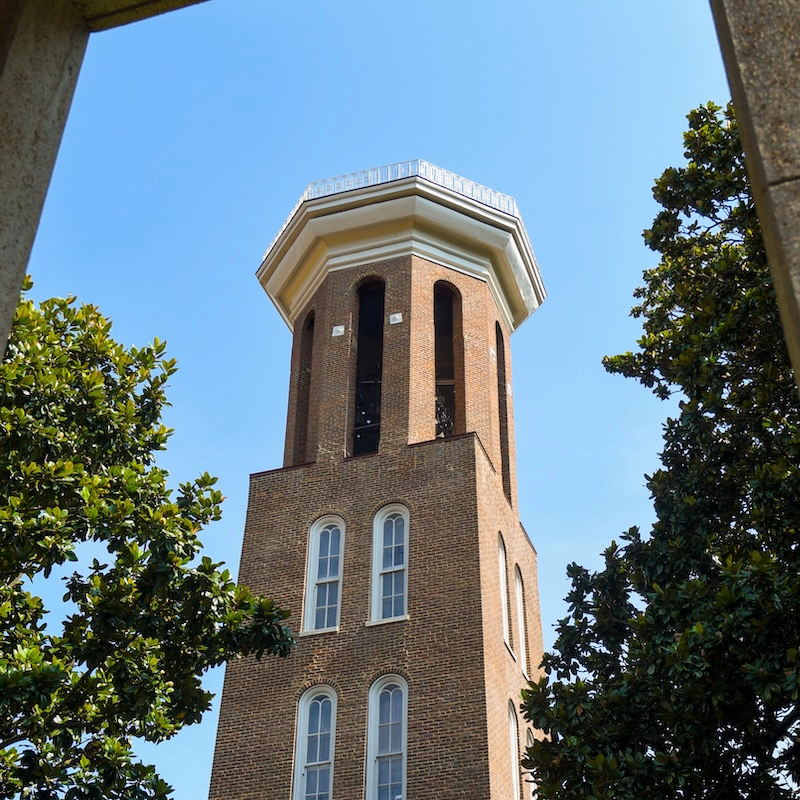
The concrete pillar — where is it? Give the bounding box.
[0,0,89,354]
[710,1,800,385]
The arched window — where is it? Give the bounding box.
[353,280,385,455]
[304,516,345,632]
[509,701,521,800]
[294,686,337,800]
[495,322,512,501]
[498,534,512,649]
[371,505,409,622]
[515,565,528,676]
[366,675,407,800]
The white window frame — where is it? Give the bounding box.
[509,701,521,800]
[303,515,345,633]
[515,565,528,676]
[370,504,409,623]
[498,534,512,649]
[293,685,338,800]
[366,675,408,800]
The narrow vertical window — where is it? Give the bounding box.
[515,566,528,676]
[371,505,409,622]
[434,282,456,437]
[353,281,385,455]
[498,534,512,649]
[294,311,315,465]
[304,516,345,632]
[366,676,407,800]
[294,687,337,800]
[495,322,512,501]
[509,701,521,800]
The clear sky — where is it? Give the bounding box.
[26,1,731,796]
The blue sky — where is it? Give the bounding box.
[27,1,730,795]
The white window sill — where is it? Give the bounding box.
[299,626,340,637]
[365,614,410,627]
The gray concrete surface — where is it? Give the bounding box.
[711,0,800,385]
[0,0,209,356]
[0,0,88,353]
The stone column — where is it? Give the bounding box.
[0,0,89,353]
[710,0,800,385]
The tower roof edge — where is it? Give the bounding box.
[257,162,546,332]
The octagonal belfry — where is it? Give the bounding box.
[210,161,546,800]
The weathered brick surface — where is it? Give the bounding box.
[209,254,541,800]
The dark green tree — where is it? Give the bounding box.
[521,103,800,799]
[0,283,292,799]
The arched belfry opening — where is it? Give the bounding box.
[434,281,464,438]
[496,321,512,501]
[292,310,315,465]
[352,280,385,455]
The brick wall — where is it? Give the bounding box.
[210,254,541,799]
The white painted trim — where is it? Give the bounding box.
[370,504,409,623]
[364,614,409,627]
[366,675,408,800]
[298,627,339,637]
[258,175,545,334]
[303,515,345,633]
[293,685,338,800]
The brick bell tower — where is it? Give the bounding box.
[209,160,546,800]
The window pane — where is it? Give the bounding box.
[317,766,330,795]
[306,768,318,796]
[309,701,320,734]
[382,540,393,569]
[379,689,391,724]
[319,530,329,558]
[325,602,337,629]
[378,723,390,753]
[318,731,330,762]
[390,754,403,784]
[327,582,338,605]
[378,757,390,785]
[390,721,401,752]
[391,689,402,722]
[306,734,318,765]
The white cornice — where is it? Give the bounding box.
[257,164,545,332]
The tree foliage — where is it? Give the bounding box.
[0,284,292,799]
[521,103,800,799]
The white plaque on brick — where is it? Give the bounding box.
[331,325,345,337]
